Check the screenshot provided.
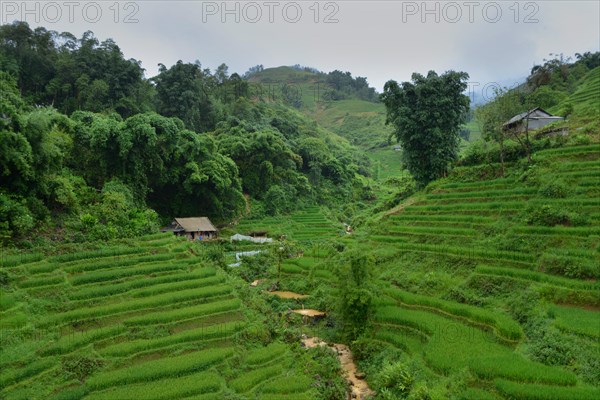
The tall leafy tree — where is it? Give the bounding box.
[338,251,375,339]
[153,61,219,132]
[381,70,470,186]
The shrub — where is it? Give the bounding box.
[375,361,414,399]
[203,244,226,268]
[0,270,10,287]
[539,253,598,279]
[0,193,35,239]
[237,252,272,282]
[568,133,592,145]
[538,179,571,198]
[523,204,588,227]
[61,355,104,382]
[526,321,576,366]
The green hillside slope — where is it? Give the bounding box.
[351,142,600,398]
[552,66,600,131]
[225,140,600,399]
[247,66,393,149]
[0,235,320,400]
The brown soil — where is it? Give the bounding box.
[292,309,325,317]
[302,336,374,399]
[268,291,309,299]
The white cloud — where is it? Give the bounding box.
[11,0,600,90]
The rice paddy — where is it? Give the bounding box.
[1,144,599,399]
[0,235,316,400]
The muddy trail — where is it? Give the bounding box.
[302,336,374,400]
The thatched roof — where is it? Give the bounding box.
[164,217,217,233]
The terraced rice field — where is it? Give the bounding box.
[371,145,599,285]
[0,234,315,400]
[1,144,599,399]
[234,206,342,242]
[360,144,600,398]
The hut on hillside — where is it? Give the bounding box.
[161,217,217,241]
[503,107,564,133]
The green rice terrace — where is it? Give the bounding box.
[4,141,598,400]
[0,234,324,400]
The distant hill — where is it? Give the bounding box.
[246,66,393,150]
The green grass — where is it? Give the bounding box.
[369,242,535,265]
[49,246,147,263]
[129,275,224,297]
[40,325,127,356]
[258,374,313,394]
[550,305,600,338]
[378,225,478,237]
[69,260,195,286]
[457,387,497,400]
[0,357,56,388]
[124,298,241,326]
[259,394,315,400]
[83,372,222,400]
[376,306,577,385]
[374,328,426,354]
[245,342,288,365]
[475,266,598,291]
[99,321,244,357]
[230,364,285,393]
[17,274,65,288]
[386,287,523,341]
[40,285,232,327]
[69,269,216,300]
[494,379,600,400]
[85,347,233,391]
[0,252,44,267]
[62,253,174,274]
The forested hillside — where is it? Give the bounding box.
[0,22,370,245]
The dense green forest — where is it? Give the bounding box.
[0,22,372,245]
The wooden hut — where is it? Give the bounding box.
[161,217,217,241]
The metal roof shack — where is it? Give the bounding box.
[503,107,564,133]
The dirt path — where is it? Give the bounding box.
[302,336,374,399]
[268,291,309,299]
[293,309,325,317]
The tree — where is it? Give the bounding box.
[338,252,375,339]
[153,61,219,132]
[475,86,524,175]
[215,63,229,84]
[381,70,470,187]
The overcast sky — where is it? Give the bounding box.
[5,1,599,93]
